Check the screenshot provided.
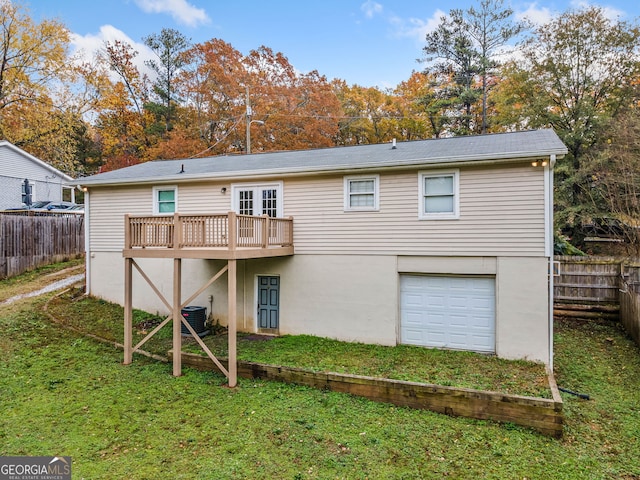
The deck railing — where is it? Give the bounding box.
[125,212,293,250]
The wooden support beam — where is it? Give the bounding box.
[133,314,172,353]
[179,264,229,310]
[123,257,133,364]
[228,258,237,387]
[131,259,172,312]
[173,258,182,376]
[180,318,229,378]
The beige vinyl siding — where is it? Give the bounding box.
[89,182,232,252]
[88,164,545,256]
[284,164,545,256]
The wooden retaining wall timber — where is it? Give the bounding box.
[0,214,85,279]
[169,351,564,438]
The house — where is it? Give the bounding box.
[77,129,567,384]
[0,140,76,209]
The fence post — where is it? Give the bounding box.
[228,211,237,251]
[124,214,130,249]
[173,213,181,249]
[262,214,269,248]
[288,216,294,246]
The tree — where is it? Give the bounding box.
[415,71,456,138]
[422,14,480,135]
[241,46,341,152]
[333,83,387,145]
[421,0,524,135]
[0,2,105,175]
[178,42,342,155]
[96,40,159,168]
[465,0,526,133]
[0,2,68,113]
[578,109,640,254]
[178,38,247,156]
[391,72,433,140]
[144,28,190,133]
[496,7,640,232]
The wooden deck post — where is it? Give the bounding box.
[228,211,237,251]
[173,257,182,376]
[228,258,237,387]
[124,214,131,249]
[288,216,294,246]
[261,214,269,248]
[123,256,133,364]
[173,212,181,249]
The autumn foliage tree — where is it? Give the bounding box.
[176,42,342,156]
[96,40,156,169]
[0,1,101,174]
[178,38,247,156]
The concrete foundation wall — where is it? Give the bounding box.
[90,252,549,363]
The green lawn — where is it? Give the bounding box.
[1,262,640,479]
[44,287,550,398]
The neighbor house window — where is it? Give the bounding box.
[153,186,177,214]
[21,180,36,204]
[419,170,459,219]
[344,175,379,211]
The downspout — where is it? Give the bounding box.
[84,189,91,295]
[546,155,556,369]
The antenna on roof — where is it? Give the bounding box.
[179,164,185,173]
[392,138,397,149]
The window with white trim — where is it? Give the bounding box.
[231,182,283,218]
[153,186,177,214]
[344,175,379,211]
[419,170,459,219]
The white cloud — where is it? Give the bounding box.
[518,0,627,26]
[360,0,383,19]
[516,3,554,26]
[134,0,210,27]
[389,10,446,45]
[70,25,156,80]
[569,0,626,19]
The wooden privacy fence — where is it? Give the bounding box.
[620,270,640,346]
[554,256,623,306]
[554,256,640,349]
[0,213,85,279]
[553,256,629,319]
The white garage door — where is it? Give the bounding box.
[400,275,495,353]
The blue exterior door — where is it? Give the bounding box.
[258,276,279,330]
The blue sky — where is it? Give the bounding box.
[24,0,640,89]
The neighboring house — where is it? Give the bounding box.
[0,140,76,210]
[78,129,567,371]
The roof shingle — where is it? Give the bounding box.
[78,129,567,186]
